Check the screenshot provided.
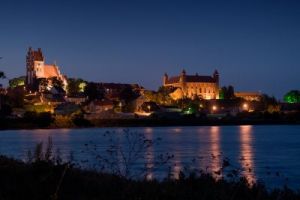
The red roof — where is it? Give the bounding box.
[43,65,60,78]
[32,50,44,61]
[185,75,215,83]
[166,75,215,84]
[167,76,180,84]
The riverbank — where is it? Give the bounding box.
[0,116,300,130]
[0,155,299,200]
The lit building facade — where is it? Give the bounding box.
[163,70,220,100]
[26,47,67,89]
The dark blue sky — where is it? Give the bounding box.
[1,0,300,99]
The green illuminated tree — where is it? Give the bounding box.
[284,90,300,103]
[219,85,235,100]
[9,76,25,88]
[67,78,87,96]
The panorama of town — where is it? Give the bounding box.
[0,47,299,128]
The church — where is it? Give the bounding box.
[26,47,67,90]
[163,70,220,100]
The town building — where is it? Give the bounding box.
[26,47,67,90]
[163,70,220,100]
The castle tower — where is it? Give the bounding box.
[179,69,186,83]
[213,70,219,86]
[180,69,187,96]
[213,70,220,99]
[163,73,168,85]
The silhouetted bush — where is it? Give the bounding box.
[23,111,54,127]
[72,114,92,127]
[0,133,300,200]
[0,155,299,200]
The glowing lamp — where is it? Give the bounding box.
[243,103,249,110]
[212,105,217,111]
[147,105,151,112]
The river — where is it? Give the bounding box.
[0,125,299,189]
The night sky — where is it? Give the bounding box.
[1,0,300,99]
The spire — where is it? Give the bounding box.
[213,69,219,86]
[213,69,219,75]
[163,73,168,85]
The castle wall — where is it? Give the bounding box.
[163,71,220,100]
[184,82,218,99]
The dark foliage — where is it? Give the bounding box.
[23,111,54,127]
[0,71,6,79]
[84,82,104,101]
[0,104,12,116]
[0,155,299,200]
[220,85,235,100]
[6,87,25,108]
[72,114,92,127]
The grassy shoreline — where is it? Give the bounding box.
[0,155,299,200]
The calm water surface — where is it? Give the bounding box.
[0,125,299,189]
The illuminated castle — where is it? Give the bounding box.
[163,70,220,100]
[26,47,67,89]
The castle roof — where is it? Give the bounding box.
[185,75,215,83]
[166,76,180,84]
[167,75,216,84]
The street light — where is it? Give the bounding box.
[147,105,151,112]
[243,103,249,111]
[212,105,217,112]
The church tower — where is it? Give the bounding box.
[26,47,45,87]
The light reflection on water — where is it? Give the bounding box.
[239,125,256,184]
[210,126,221,178]
[0,125,299,189]
[145,127,154,180]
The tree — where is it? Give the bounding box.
[284,90,300,104]
[219,85,235,100]
[9,76,26,88]
[143,87,175,106]
[0,71,5,79]
[50,77,63,88]
[157,86,175,105]
[84,82,104,101]
[6,87,25,108]
[119,86,139,103]
[67,78,87,96]
[36,78,48,92]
